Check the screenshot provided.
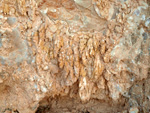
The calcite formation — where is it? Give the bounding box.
[0,0,149,113]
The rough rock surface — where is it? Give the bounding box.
[0,0,149,113]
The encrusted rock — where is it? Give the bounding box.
[0,0,149,112]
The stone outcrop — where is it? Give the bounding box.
[0,0,149,112]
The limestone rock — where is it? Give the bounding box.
[0,0,149,113]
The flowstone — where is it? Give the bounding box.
[0,0,149,113]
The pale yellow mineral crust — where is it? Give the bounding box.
[0,0,149,113]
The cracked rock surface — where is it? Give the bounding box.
[0,0,150,113]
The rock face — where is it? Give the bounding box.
[0,0,149,113]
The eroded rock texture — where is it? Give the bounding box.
[0,0,149,113]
